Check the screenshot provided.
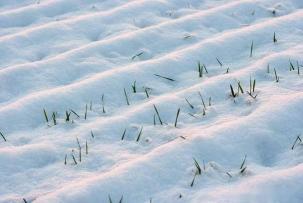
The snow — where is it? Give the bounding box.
[0,0,303,202]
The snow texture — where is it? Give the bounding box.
[0,0,303,202]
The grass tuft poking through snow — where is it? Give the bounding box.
[250,40,254,58]
[0,131,6,142]
[174,108,180,128]
[153,104,163,125]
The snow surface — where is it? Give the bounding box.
[0,0,303,202]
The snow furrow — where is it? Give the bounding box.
[30,92,303,202]
[0,9,302,133]
[0,6,300,108]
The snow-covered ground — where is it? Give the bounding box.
[0,0,303,202]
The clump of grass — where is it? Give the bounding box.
[191,158,202,187]
[153,114,156,126]
[119,195,123,203]
[216,57,223,67]
[174,108,180,128]
[71,150,77,165]
[154,74,175,82]
[144,88,150,98]
[65,110,71,122]
[185,98,194,109]
[230,84,237,98]
[240,155,247,169]
[23,198,28,203]
[226,67,230,74]
[199,93,209,115]
[250,77,256,93]
[203,64,208,73]
[84,104,88,120]
[190,172,197,187]
[198,61,203,78]
[297,61,301,75]
[43,108,49,124]
[289,59,295,71]
[91,130,95,138]
[153,104,163,125]
[52,112,57,125]
[273,32,277,43]
[240,166,247,174]
[267,64,270,74]
[239,155,247,174]
[197,61,208,77]
[193,158,202,175]
[209,97,212,106]
[237,81,244,95]
[180,136,186,140]
[291,135,302,150]
[247,77,257,99]
[0,131,7,142]
[274,68,280,82]
[85,140,88,155]
[132,81,137,93]
[107,195,124,203]
[198,92,206,110]
[70,109,80,118]
[124,88,130,105]
[250,40,254,57]
[136,127,143,142]
[64,154,67,165]
[121,128,127,140]
[202,108,206,116]
[108,195,113,203]
[131,52,144,60]
[101,94,106,113]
